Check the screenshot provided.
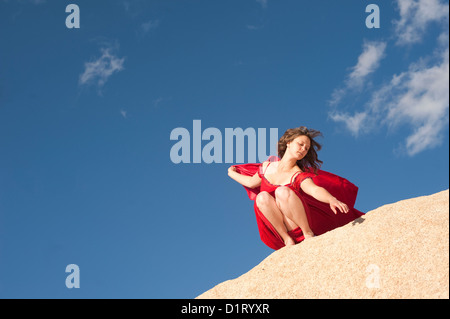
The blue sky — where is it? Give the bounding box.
[0,0,448,298]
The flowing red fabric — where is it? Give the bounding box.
[233,157,364,250]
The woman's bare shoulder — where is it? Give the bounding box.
[261,160,275,170]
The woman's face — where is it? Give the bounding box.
[287,135,311,160]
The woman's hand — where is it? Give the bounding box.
[300,179,350,214]
[329,197,349,214]
[228,165,262,188]
[228,166,237,175]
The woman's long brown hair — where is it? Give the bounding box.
[278,126,323,173]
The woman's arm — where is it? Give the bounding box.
[300,178,349,214]
[228,166,262,189]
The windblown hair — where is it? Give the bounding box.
[278,126,323,173]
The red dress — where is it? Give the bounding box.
[233,157,364,250]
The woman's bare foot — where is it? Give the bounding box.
[303,231,315,240]
[284,236,296,246]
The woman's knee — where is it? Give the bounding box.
[275,186,292,202]
[256,191,273,208]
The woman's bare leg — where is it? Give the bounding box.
[275,187,315,239]
[256,192,296,246]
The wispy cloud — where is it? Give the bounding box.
[141,19,160,34]
[394,0,449,45]
[2,0,46,4]
[386,48,449,155]
[330,39,449,155]
[348,42,387,84]
[79,46,125,92]
[245,0,269,31]
[330,41,386,106]
[246,24,263,31]
[256,0,268,9]
[329,111,369,137]
[137,19,160,38]
[122,0,144,17]
[152,96,172,109]
[329,0,449,156]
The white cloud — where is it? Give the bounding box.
[256,0,268,9]
[152,96,172,109]
[2,0,46,4]
[329,41,386,106]
[153,97,164,108]
[329,0,449,156]
[331,42,449,156]
[329,111,369,137]
[141,19,160,34]
[79,47,125,90]
[120,109,127,119]
[386,48,449,155]
[246,24,263,30]
[349,41,387,84]
[123,1,131,12]
[394,0,449,45]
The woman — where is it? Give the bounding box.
[228,126,364,250]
